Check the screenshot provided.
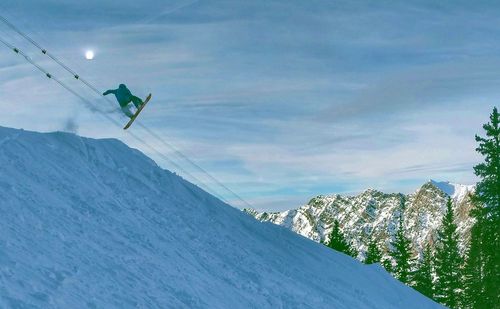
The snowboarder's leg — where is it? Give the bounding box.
[131,96,143,109]
[121,104,134,118]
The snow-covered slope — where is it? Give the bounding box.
[248,180,475,262]
[0,126,441,308]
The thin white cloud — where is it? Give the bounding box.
[0,0,495,210]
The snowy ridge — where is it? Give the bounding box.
[429,179,475,202]
[248,180,475,262]
[0,126,441,308]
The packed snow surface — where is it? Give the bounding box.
[0,126,441,308]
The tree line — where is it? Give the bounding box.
[325,107,499,309]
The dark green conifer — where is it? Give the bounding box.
[463,216,486,309]
[389,213,415,284]
[413,243,434,300]
[464,106,500,308]
[327,220,357,258]
[365,238,382,264]
[434,198,464,308]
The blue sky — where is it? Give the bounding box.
[0,0,497,210]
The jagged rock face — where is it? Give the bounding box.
[246,181,475,261]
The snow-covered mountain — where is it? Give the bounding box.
[247,180,475,262]
[0,126,441,308]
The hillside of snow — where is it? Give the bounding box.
[0,126,441,308]
[247,179,475,263]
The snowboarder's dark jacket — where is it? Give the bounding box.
[103,84,135,107]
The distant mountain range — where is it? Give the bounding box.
[246,180,475,262]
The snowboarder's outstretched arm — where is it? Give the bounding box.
[103,89,117,96]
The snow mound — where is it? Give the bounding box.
[430,179,475,200]
[0,126,441,308]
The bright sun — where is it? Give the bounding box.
[85,50,94,60]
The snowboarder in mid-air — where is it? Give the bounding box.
[103,84,144,118]
[103,84,152,130]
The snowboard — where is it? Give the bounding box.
[124,93,152,130]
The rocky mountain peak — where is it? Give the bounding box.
[247,181,476,262]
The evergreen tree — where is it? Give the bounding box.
[364,238,382,264]
[463,215,486,309]
[389,199,415,285]
[473,106,500,218]
[381,257,393,273]
[327,220,357,257]
[465,106,500,308]
[413,243,434,300]
[434,197,464,308]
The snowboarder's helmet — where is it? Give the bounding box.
[119,84,126,89]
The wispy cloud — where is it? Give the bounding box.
[0,0,495,210]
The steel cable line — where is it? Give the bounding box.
[0,35,229,203]
[0,14,116,108]
[0,14,253,208]
[138,124,254,208]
